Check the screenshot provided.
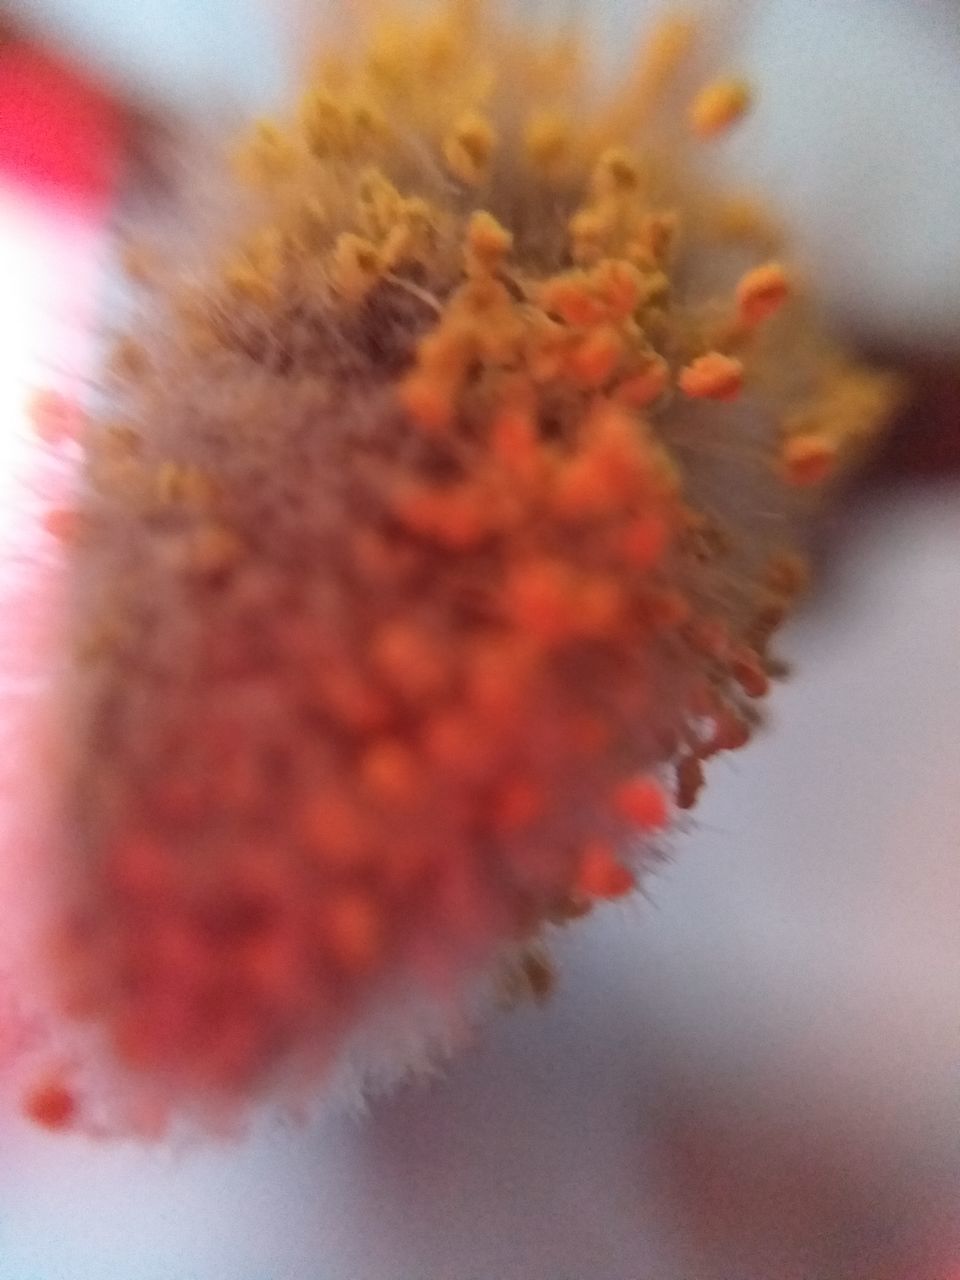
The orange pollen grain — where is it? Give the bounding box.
[708,711,751,754]
[23,1079,77,1131]
[685,616,730,661]
[621,513,669,568]
[781,434,837,486]
[554,451,622,520]
[678,352,744,401]
[569,713,614,757]
[299,791,370,869]
[689,78,751,138]
[567,327,625,388]
[395,486,490,550]
[576,576,626,637]
[506,560,580,644]
[29,389,83,444]
[417,325,476,377]
[591,259,643,320]
[107,832,175,901]
[613,776,670,830]
[576,418,654,501]
[310,665,392,734]
[492,778,546,833]
[648,588,691,630]
[398,372,456,433]
[467,641,534,718]
[491,407,541,476]
[676,755,705,810]
[360,739,422,808]
[539,275,607,327]
[466,210,513,268]
[423,709,490,779]
[324,891,382,974]
[372,622,445,701]
[573,842,635,900]
[765,551,810,598]
[736,262,790,327]
[731,648,769,699]
[43,508,90,544]
[616,359,670,408]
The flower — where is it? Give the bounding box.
[22,0,896,1136]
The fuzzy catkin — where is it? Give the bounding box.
[18,1,896,1137]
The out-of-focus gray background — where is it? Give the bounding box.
[1,4,959,1278]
